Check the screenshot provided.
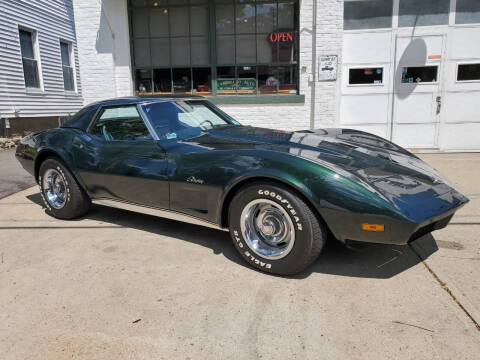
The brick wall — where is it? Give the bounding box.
[217,103,308,131]
[303,0,343,129]
[73,0,343,131]
[72,0,132,105]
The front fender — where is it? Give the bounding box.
[218,167,320,227]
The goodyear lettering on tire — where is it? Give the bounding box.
[258,189,303,231]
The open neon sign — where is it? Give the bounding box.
[268,32,294,43]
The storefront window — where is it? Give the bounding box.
[129,0,299,96]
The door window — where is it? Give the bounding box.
[90,105,152,141]
[457,64,480,81]
[349,68,384,85]
[401,66,438,83]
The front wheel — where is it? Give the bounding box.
[228,182,325,275]
[39,158,91,219]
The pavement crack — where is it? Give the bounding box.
[409,244,480,333]
[392,320,434,333]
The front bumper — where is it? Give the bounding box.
[324,189,468,245]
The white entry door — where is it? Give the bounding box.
[391,34,446,149]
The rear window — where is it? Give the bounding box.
[61,105,99,130]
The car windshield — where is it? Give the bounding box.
[142,100,240,140]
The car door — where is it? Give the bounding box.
[140,100,236,223]
[74,104,169,209]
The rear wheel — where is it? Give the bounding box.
[228,182,325,275]
[38,158,90,219]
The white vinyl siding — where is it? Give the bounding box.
[0,0,83,117]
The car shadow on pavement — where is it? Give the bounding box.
[26,193,438,280]
[294,235,437,279]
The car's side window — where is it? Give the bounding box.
[144,101,202,141]
[89,105,153,141]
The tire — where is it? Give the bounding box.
[38,158,90,219]
[228,181,325,275]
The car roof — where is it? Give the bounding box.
[89,95,206,107]
[61,95,207,131]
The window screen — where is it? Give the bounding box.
[19,29,40,88]
[457,64,480,81]
[401,66,438,83]
[349,68,384,85]
[90,106,152,141]
[344,0,393,30]
[456,0,480,24]
[60,41,74,91]
[399,0,450,27]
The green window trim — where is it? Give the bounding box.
[128,0,300,100]
[208,94,304,104]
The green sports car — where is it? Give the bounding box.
[16,96,468,275]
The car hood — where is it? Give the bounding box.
[200,126,468,221]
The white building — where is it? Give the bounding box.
[0,0,83,136]
[2,0,480,151]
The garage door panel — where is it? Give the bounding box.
[395,36,443,64]
[444,91,480,123]
[439,123,480,150]
[392,124,437,148]
[449,27,480,59]
[393,93,435,124]
[340,95,389,125]
[343,32,391,64]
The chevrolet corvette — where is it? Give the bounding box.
[15,96,468,275]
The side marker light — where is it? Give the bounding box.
[362,223,385,232]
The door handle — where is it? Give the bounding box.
[436,96,442,115]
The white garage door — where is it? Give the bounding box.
[341,0,480,151]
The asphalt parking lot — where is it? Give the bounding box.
[0,153,479,359]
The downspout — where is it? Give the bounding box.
[309,0,318,130]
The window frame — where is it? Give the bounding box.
[127,0,300,98]
[347,66,386,87]
[343,0,394,31]
[398,0,450,28]
[455,62,480,83]
[59,39,77,93]
[455,0,480,25]
[400,65,440,85]
[18,26,43,91]
[87,104,157,142]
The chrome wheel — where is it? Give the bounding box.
[42,169,67,209]
[240,199,295,260]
